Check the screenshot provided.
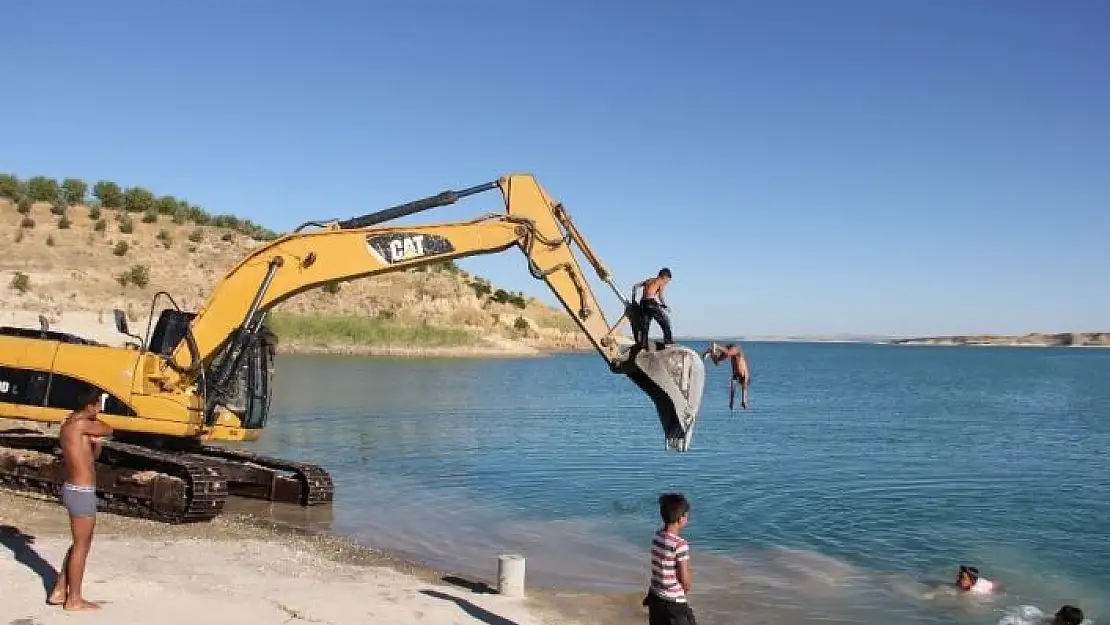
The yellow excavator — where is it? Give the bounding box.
[0,174,706,523]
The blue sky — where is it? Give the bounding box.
[2,1,1107,337]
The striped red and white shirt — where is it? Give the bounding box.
[650,529,690,602]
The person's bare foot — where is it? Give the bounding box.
[63,598,100,611]
[47,590,66,606]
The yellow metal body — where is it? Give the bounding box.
[0,174,631,442]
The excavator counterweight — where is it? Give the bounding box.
[0,173,706,523]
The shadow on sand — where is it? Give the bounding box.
[420,589,519,625]
[0,524,59,599]
[442,574,496,595]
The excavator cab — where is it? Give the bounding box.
[134,308,276,430]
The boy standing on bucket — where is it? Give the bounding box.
[48,386,112,611]
[644,492,696,625]
[631,268,674,350]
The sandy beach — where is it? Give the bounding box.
[0,489,643,625]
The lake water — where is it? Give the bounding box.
[239,342,1109,625]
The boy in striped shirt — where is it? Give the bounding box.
[644,493,696,625]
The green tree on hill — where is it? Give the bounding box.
[61,178,87,206]
[212,214,240,230]
[123,186,155,213]
[7,172,280,241]
[172,199,190,224]
[25,176,59,203]
[93,180,123,208]
[155,195,178,215]
[188,205,211,225]
[0,174,24,201]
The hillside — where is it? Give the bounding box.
[885,333,1110,347]
[0,186,594,356]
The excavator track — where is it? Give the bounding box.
[0,431,334,523]
[0,431,228,523]
[186,445,334,506]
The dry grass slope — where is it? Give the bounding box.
[0,198,592,355]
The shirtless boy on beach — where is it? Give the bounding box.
[49,387,111,611]
[702,343,750,409]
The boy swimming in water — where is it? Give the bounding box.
[955,565,997,594]
[1051,605,1084,625]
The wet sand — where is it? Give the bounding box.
[0,488,644,625]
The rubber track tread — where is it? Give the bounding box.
[193,445,334,505]
[0,434,228,524]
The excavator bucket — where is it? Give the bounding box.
[623,345,706,451]
[616,302,706,450]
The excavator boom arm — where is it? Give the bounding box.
[166,175,623,381]
[160,174,705,451]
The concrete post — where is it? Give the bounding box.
[497,554,525,597]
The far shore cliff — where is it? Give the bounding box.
[883,332,1110,348]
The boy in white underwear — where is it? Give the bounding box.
[49,387,112,611]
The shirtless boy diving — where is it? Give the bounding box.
[703,343,750,409]
[49,386,112,611]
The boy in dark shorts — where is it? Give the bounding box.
[632,268,674,349]
[643,493,696,625]
[49,387,112,611]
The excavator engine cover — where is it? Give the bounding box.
[625,345,706,451]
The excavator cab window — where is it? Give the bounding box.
[149,309,198,357]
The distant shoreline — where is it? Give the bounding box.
[7,307,1106,355]
[0,308,596,359]
[277,336,1110,355]
[880,332,1110,348]
[680,334,1110,348]
[275,341,593,358]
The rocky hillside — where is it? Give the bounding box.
[0,187,593,355]
[886,333,1110,347]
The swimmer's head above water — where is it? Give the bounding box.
[955,564,996,594]
[956,565,978,590]
[1052,605,1083,625]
